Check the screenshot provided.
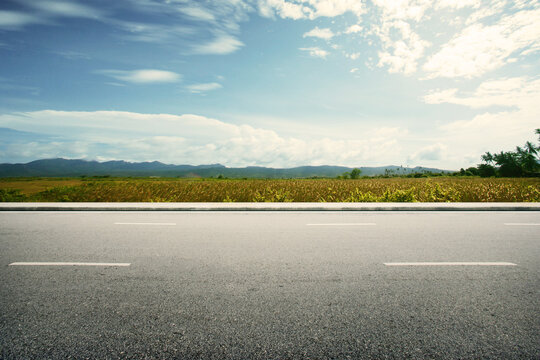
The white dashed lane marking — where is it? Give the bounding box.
[306,223,376,226]
[114,222,176,226]
[384,262,517,266]
[9,262,131,266]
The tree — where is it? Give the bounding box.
[350,168,362,179]
[493,151,523,177]
[516,145,538,174]
[477,129,540,177]
[466,167,479,176]
[481,152,494,164]
[477,163,496,177]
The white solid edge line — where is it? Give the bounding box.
[306,223,376,226]
[9,262,131,266]
[114,222,176,225]
[384,262,517,266]
[504,223,540,226]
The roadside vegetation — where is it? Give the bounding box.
[1,129,538,203]
[1,177,539,202]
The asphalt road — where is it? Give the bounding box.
[1,211,539,359]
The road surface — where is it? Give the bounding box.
[1,211,539,359]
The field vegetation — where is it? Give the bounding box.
[1,131,538,202]
[1,177,539,202]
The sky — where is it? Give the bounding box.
[0,0,538,170]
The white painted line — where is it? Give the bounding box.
[504,223,540,226]
[384,262,516,266]
[9,262,131,267]
[114,222,176,226]
[306,223,376,226]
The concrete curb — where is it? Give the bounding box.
[0,202,539,211]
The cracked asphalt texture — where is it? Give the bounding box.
[1,211,539,359]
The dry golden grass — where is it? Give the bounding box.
[1,177,538,202]
[0,178,84,195]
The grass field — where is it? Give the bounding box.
[1,177,539,202]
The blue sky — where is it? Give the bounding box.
[0,0,538,169]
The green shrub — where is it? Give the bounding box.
[345,188,379,202]
[423,182,461,202]
[380,188,417,202]
[0,189,26,202]
[253,188,292,202]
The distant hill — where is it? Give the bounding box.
[0,158,451,178]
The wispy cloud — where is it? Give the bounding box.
[20,0,104,19]
[299,47,329,59]
[303,27,334,40]
[54,50,90,60]
[424,77,540,109]
[186,82,223,93]
[96,69,182,84]
[0,10,44,29]
[0,78,40,95]
[179,6,216,22]
[3,0,248,56]
[0,1,105,30]
[192,34,244,54]
[114,20,194,43]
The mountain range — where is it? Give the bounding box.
[0,158,452,178]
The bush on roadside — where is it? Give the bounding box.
[0,189,26,202]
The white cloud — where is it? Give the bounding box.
[371,0,432,22]
[344,24,362,34]
[303,26,334,40]
[0,10,43,29]
[435,0,480,10]
[258,0,365,20]
[464,0,506,24]
[192,34,244,54]
[375,20,430,75]
[424,77,540,109]
[187,82,223,93]
[424,77,540,168]
[423,88,459,105]
[4,0,249,56]
[0,110,406,167]
[439,109,539,167]
[22,1,103,19]
[0,1,104,30]
[97,69,182,84]
[299,47,329,58]
[114,21,194,43]
[258,0,308,20]
[346,52,361,60]
[408,143,447,162]
[307,0,365,18]
[179,6,216,22]
[423,8,540,78]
